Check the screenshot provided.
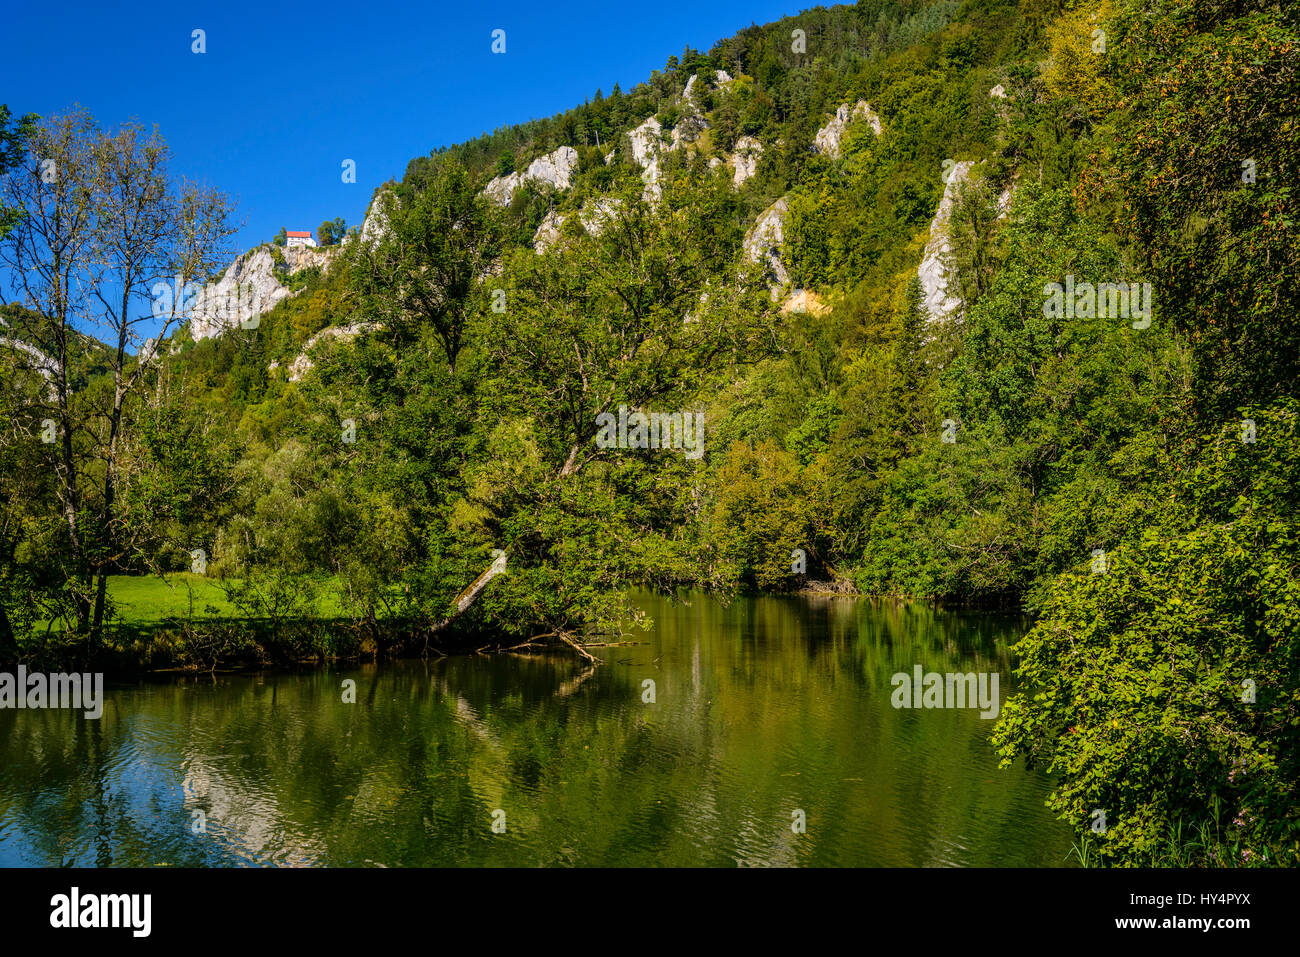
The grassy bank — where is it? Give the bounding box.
[23,573,402,673]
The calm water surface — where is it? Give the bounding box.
[0,592,1074,866]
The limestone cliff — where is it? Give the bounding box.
[917,161,973,324]
[482,146,579,206]
[730,136,763,187]
[189,244,340,341]
[532,198,623,253]
[743,197,791,291]
[189,248,290,340]
[813,101,883,159]
[274,320,381,382]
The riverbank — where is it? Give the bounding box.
[13,573,1049,675]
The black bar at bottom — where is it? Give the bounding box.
[0,865,1289,944]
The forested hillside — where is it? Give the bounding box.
[2,0,1297,866]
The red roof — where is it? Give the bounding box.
[286,231,312,237]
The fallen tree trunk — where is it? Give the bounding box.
[422,552,600,663]
[428,551,507,636]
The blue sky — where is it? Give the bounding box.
[7,0,804,257]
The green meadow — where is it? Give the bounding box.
[43,574,365,630]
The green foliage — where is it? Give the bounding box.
[316,216,346,246]
[1084,0,1299,418]
[347,160,500,367]
[0,104,37,241]
[708,440,825,589]
[996,402,1300,867]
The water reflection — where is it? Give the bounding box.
[0,593,1074,867]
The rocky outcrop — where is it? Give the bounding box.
[813,101,882,159]
[623,70,739,200]
[627,116,667,202]
[630,109,708,199]
[282,244,337,274]
[989,84,1007,99]
[138,336,164,365]
[533,209,565,253]
[532,198,624,253]
[997,180,1014,219]
[580,198,622,234]
[188,244,338,341]
[731,136,763,187]
[629,101,714,200]
[683,73,703,104]
[917,161,973,324]
[282,321,381,382]
[628,116,663,169]
[684,69,734,104]
[483,146,579,206]
[743,197,791,290]
[670,112,709,151]
[189,248,291,340]
[359,189,394,246]
[640,159,663,202]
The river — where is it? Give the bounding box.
[0,592,1074,866]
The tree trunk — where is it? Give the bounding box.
[90,328,129,644]
[429,552,507,635]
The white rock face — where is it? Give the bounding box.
[483,146,579,206]
[283,244,338,274]
[531,198,624,253]
[138,336,165,365]
[483,174,520,205]
[917,161,973,324]
[360,189,395,246]
[641,159,663,202]
[186,242,339,342]
[997,181,1014,219]
[629,104,713,201]
[814,100,883,158]
[533,209,566,253]
[731,136,763,187]
[580,198,622,234]
[685,69,733,101]
[990,84,1007,99]
[743,197,791,290]
[189,248,292,341]
[628,116,663,169]
[286,321,381,382]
